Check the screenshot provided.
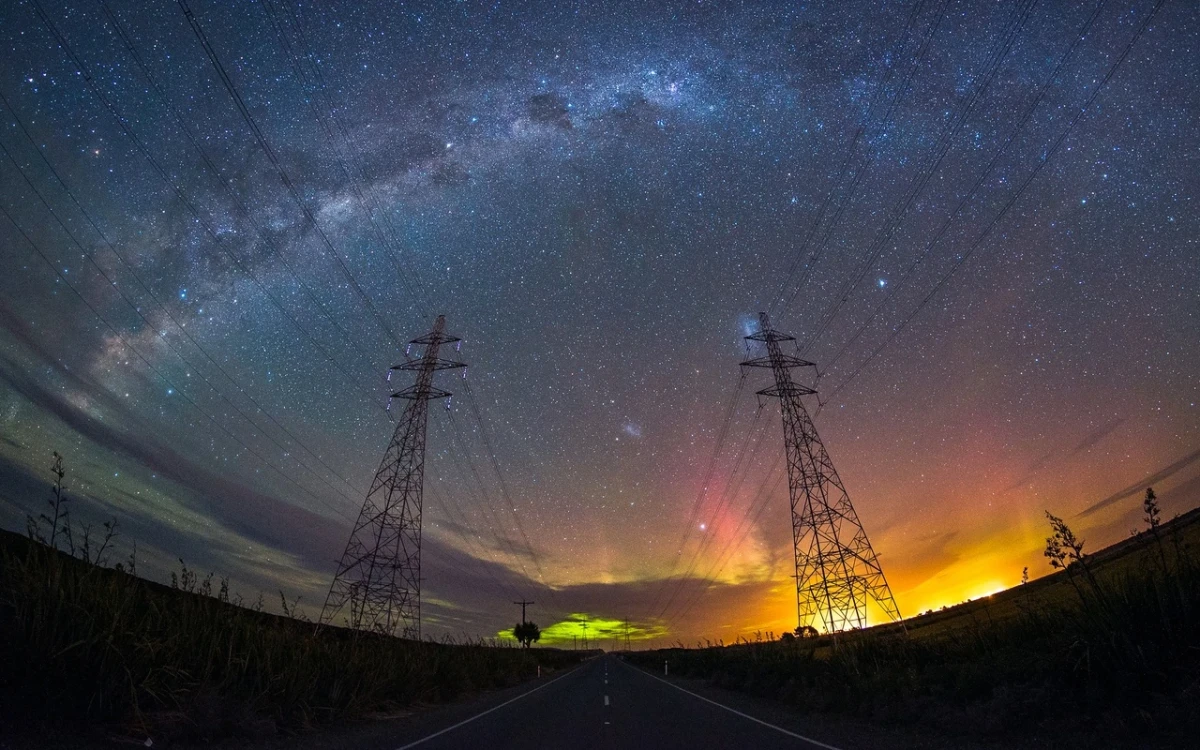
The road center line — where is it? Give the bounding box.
[622,661,845,750]
[394,666,580,750]
[604,694,610,706]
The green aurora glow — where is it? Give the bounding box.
[497,613,668,647]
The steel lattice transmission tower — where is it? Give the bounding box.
[319,315,465,638]
[742,312,901,633]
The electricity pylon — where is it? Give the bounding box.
[319,315,465,638]
[742,312,901,633]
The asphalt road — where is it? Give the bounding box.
[389,654,841,750]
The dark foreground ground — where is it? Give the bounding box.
[3,509,1198,748]
[6,654,1139,750]
[2,632,1195,748]
[0,527,581,745]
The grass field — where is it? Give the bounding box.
[628,506,1200,747]
[0,529,581,743]
[4,470,1197,748]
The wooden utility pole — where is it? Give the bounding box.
[513,599,534,623]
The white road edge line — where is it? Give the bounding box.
[623,661,845,750]
[394,666,579,750]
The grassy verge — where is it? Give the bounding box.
[0,529,580,743]
[629,509,1200,746]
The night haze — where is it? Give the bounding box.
[0,0,1197,655]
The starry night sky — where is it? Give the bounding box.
[0,0,1197,645]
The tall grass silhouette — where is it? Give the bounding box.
[0,452,577,741]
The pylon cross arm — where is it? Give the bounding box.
[391,358,466,372]
[756,384,817,398]
[741,354,815,369]
[392,385,455,400]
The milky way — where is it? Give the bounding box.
[0,0,1196,645]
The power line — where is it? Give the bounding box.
[440,399,561,618]
[772,0,952,319]
[820,0,1112,378]
[0,198,354,524]
[443,407,539,587]
[423,483,525,602]
[799,0,1039,355]
[416,486,513,598]
[94,0,386,382]
[174,0,413,349]
[769,0,934,315]
[0,137,362,521]
[256,0,434,316]
[824,0,1168,404]
[460,380,560,608]
[655,406,770,622]
[26,0,380,402]
[643,372,748,621]
[427,415,541,603]
[671,454,787,625]
[0,88,366,508]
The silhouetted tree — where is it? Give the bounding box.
[31,451,71,550]
[1144,486,1169,573]
[25,451,122,566]
[513,621,541,648]
[1017,565,1035,613]
[1143,487,1161,531]
[1044,511,1108,612]
[795,625,820,639]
